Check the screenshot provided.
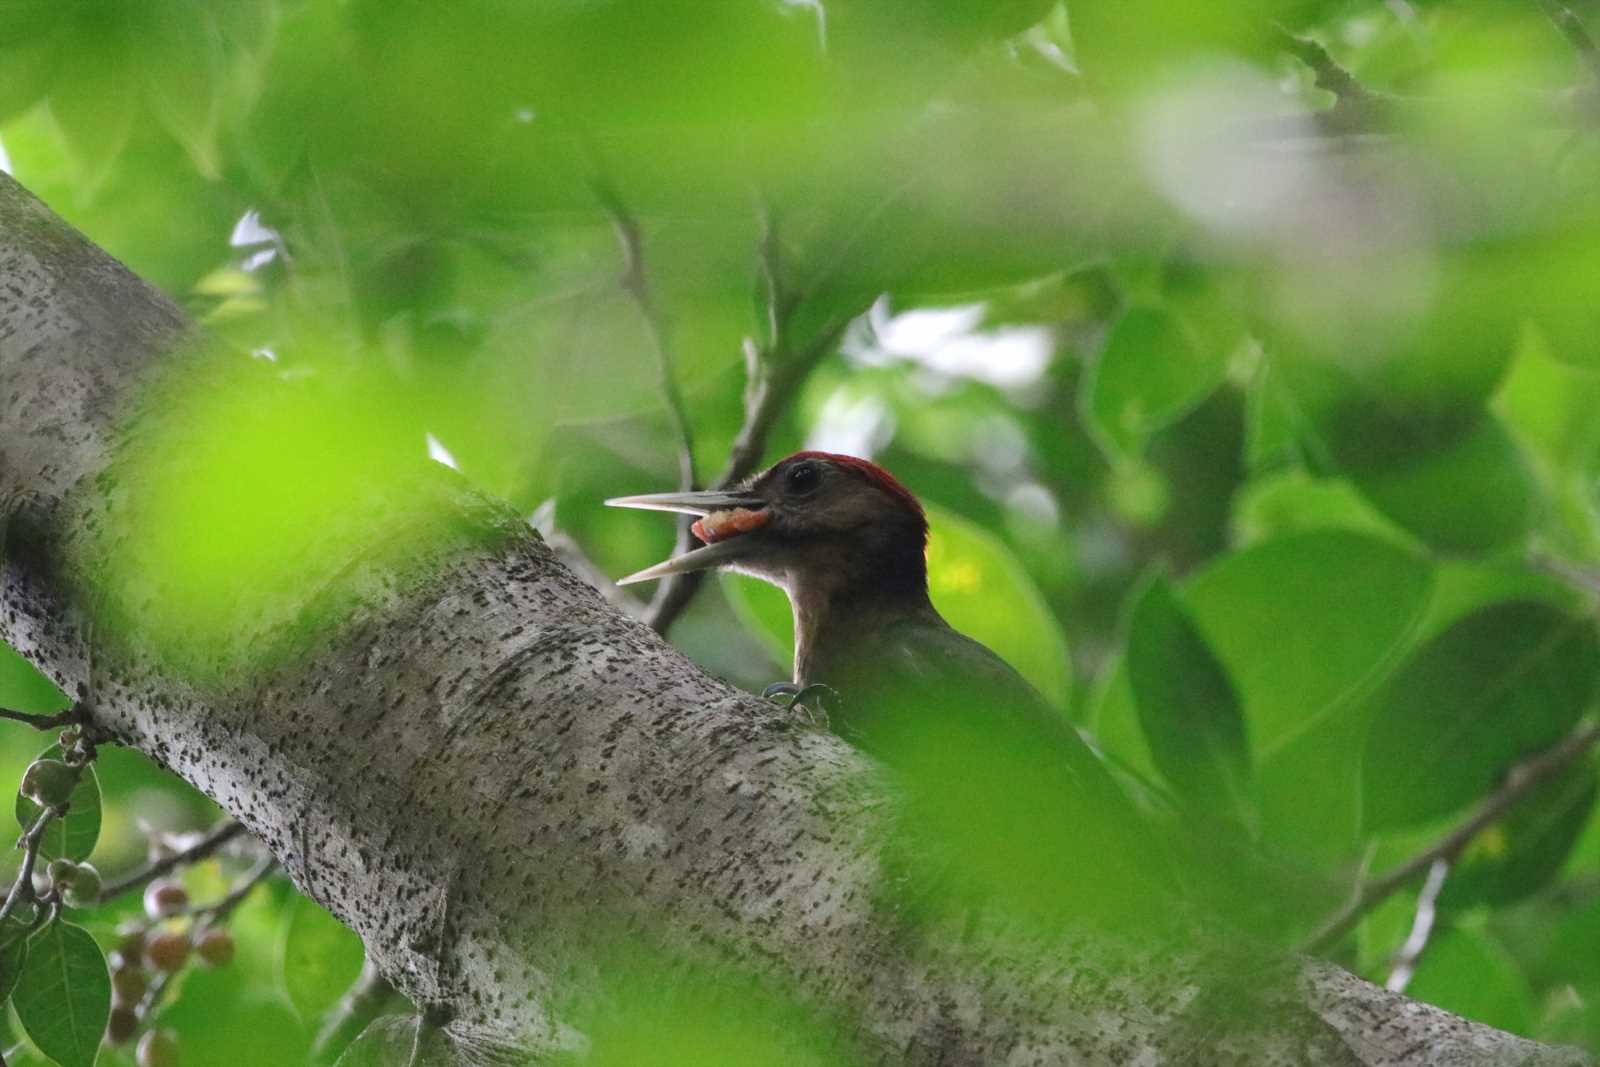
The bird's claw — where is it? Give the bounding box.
[763,682,837,731]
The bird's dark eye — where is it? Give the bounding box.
[785,462,821,494]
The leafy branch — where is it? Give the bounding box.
[1301,719,1600,954]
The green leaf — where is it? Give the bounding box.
[1184,530,1432,752]
[1439,762,1597,910]
[134,0,224,176]
[1125,573,1251,820]
[333,1016,428,1067]
[1094,530,1433,859]
[45,25,138,196]
[0,917,30,1003]
[1230,470,1414,548]
[1083,305,1226,457]
[0,643,70,715]
[1363,602,1600,832]
[15,746,101,863]
[1403,927,1534,1037]
[1346,414,1536,556]
[277,894,365,1022]
[14,921,110,1067]
[724,502,1071,706]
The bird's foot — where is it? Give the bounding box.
[763,682,837,731]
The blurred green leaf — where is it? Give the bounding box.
[1440,762,1597,910]
[1404,927,1534,1038]
[44,21,138,195]
[1185,530,1432,751]
[14,920,110,1067]
[0,34,59,126]
[134,0,225,176]
[277,894,364,1022]
[1346,414,1536,556]
[16,746,101,864]
[1363,602,1600,832]
[1126,572,1252,820]
[1230,470,1414,547]
[1084,305,1226,456]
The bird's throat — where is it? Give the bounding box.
[789,576,934,687]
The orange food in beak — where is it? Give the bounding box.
[692,507,770,545]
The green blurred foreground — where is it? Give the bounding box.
[5,0,1600,1061]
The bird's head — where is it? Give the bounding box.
[606,452,930,599]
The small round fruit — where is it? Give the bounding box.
[46,858,77,888]
[59,862,100,907]
[19,759,75,808]
[111,961,149,1005]
[137,1028,179,1067]
[143,880,189,920]
[193,928,234,968]
[143,930,189,973]
[117,922,148,961]
[106,1004,139,1046]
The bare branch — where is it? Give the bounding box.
[0,807,61,925]
[1385,858,1450,993]
[1302,720,1600,954]
[95,819,248,904]
[589,178,704,636]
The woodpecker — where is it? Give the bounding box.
[606,453,1164,919]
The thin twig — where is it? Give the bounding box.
[95,820,247,904]
[1274,25,1373,107]
[0,807,62,925]
[196,856,277,923]
[590,177,703,636]
[637,209,850,636]
[0,707,80,731]
[1385,858,1449,993]
[1536,0,1600,85]
[1301,720,1600,954]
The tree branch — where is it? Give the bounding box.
[0,706,80,731]
[96,820,248,904]
[1301,720,1600,954]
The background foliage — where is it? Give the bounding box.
[4,0,1600,1061]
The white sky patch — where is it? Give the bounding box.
[0,136,11,176]
[1136,63,1319,240]
[425,432,460,470]
[849,296,1055,391]
[230,208,283,271]
[1006,482,1061,531]
[804,389,895,457]
[250,347,278,363]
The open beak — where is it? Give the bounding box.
[605,489,770,586]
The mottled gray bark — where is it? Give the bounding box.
[0,172,1589,1067]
